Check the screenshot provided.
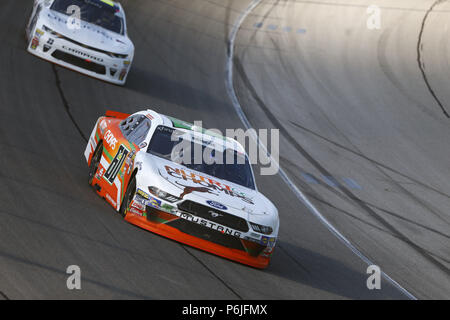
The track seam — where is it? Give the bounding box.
[233,56,450,276]
[417,0,449,118]
[0,291,9,300]
[51,65,88,142]
[225,0,417,300]
[180,246,243,299]
[51,63,240,299]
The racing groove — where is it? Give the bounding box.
[0,0,447,299]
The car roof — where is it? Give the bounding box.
[89,0,120,10]
[49,0,123,12]
[135,109,248,155]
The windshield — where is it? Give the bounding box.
[148,126,255,190]
[51,0,124,35]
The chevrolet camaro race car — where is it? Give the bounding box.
[84,109,279,268]
[26,0,134,85]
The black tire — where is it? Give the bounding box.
[119,175,136,218]
[88,142,103,185]
[26,5,40,44]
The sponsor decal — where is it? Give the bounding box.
[139,142,147,149]
[206,200,228,211]
[62,45,103,62]
[174,211,242,238]
[129,207,144,216]
[260,236,276,248]
[135,189,161,209]
[99,119,107,134]
[123,163,130,175]
[31,29,44,50]
[30,37,38,49]
[47,12,114,40]
[178,183,216,199]
[90,136,96,149]
[125,150,136,169]
[148,197,161,209]
[244,236,260,243]
[164,165,254,204]
[104,130,118,150]
[136,188,150,199]
[95,167,105,180]
[131,200,145,211]
[262,246,275,257]
[161,203,175,213]
[134,195,147,205]
[105,193,116,207]
[104,144,129,184]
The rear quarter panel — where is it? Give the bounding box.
[85,116,139,210]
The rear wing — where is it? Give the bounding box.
[105,110,130,120]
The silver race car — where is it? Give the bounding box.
[26,0,134,85]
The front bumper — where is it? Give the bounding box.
[27,28,132,85]
[125,205,274,269]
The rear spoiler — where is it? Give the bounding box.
[105,110,130,120]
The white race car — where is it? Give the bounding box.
[85,109,280,268]
[26,0,134,85]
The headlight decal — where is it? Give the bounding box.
[249,222,273,235]
[148,186,181,203]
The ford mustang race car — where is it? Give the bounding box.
[26,0,134,85]
[84,109,279,268]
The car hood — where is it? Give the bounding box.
[42,9,132,53]
[134,153,278,220]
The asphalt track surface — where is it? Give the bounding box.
[0,0,448,299]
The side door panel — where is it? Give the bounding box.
[100,122,138,210]
[27,2,42,39]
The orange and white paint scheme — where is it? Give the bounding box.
[84,109,279,269]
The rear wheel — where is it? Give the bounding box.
[88,142,103,185]
[120,175,136,217]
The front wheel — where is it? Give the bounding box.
[119,176,136,217]
[88,142,103,185]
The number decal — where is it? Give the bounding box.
[104,145,129,184]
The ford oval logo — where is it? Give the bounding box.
[206,200,227,211]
